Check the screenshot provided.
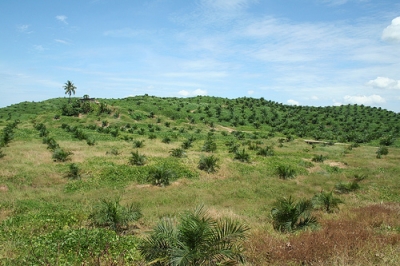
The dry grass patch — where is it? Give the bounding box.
[245,203,400,265]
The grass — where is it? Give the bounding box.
[1,96,400,264]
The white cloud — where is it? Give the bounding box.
[382,17,400,42]
[367,77,400,90]
[55,39,69,45]
[248,90,254,95]
[311,96,319,100]
[56,15,68,24]
[287,99,300,105]
[17,24,32,33]
[201,0,254,10]
[343,95,385,105]
[178,89,207,97]
[34,45,44,51]
[103,28,147,38]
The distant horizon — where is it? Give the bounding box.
[1,0,400,112]
[3,94,399,114]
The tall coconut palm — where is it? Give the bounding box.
[63,80,77,102]
[139,205,249,265]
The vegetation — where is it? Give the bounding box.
[138,205,249,265]
[0,95,400,264]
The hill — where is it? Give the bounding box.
[1,96,400,265]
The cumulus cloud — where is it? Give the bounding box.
[178,89,207,97]
[17,24,32,33]
[34,45,44,51]
[382,17,400,42]
[248,90,254,95]
[287,99,300,105]
[343,95,385,105]
[56,15,68,24]
[367,77,400,90]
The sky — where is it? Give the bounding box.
[1,0,400,112]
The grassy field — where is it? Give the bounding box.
[0,96,399,265]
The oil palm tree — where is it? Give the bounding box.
[312,191,343,213]
[139,205,249,265]
[63,80,77,102]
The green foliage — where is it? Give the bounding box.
[312,191,343,213]
[52,148,72,162]
[129,150,146,166]
[202,136,217,152]
[256,146,274,156]
[334,181,360,194]
[63,80,76,102]
[376,146,389,158]
[67,163,81,179]
[106,148,120,155]
[89,198,142,232]
[170,148,186,158]
[86,137,96,146]
[138,205,249,265]
[234,148,251,163]
[133,139,145,148]
[380,135,395,146]
[271,196,318,232]
[0,148,5,158]
[198,155,219,173]
[148,164,174,186]
[312,154,326,163]
[276,164,297,179]
[162,136,172,144]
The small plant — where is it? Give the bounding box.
[0,149,5,158]
[202,137,217,152]
[181,139,193,149]
[271,196,318,232]
[376,146,389,159]
[312,154,326,163]
[234,148,250,163]
[86,137,96,146]
[353,173,367,181]
[52,148,72,162]
[133,139,145,148]
[67,163,81,179]
[89,198,142,232]
[106,148,120,156]
[312,191,343,213]
[148,164,174,186]
[169,148,186,158]
[148,133,157,139]
[198,155,219,173]
[162,136,171,144]
[334,181,360,194]
[129,150,146,166]
[276,165,296,179]
[256,146,274,156]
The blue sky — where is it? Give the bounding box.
[1,0,400,112]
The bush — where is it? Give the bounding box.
[312,191,343,213]
[67,163,80,179]
[52,148,72,162]
[271,196,318,232]
[334,181,360,194]
[86,137,96,146]
[0,149,5,158]
[376,146,389,158]
[162,136,171,144]
[133,139,145,148]
[234,148,251,163]
[198,155,219,173]
[312,154,326,163]
[106,148,120,156]
[276,165,297,179]
[89,198,142,232]
[202,137,217,152]
[147,164,174,186]
[257,146,274,156]
[129,150,146,166]
[169,148,186,158]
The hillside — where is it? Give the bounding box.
[1,96,400,265]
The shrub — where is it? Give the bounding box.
[169,148,186,158]
[312,154,326,163]
[271,196,318,232]
[86,137,96,146]
[67,163,81,179]
[52,148,72,162]
[139,205,248,265]
[198,155,219,173]
[129,150,146,166]
[202,137,217,152]
[376,146,389,158]
[234,148,251,163]
[0,149,5,158]
[379,135,395,146]
[312,191,343,213]
[276,165,297,179]
[43,137,59,150]
[147,164,174,186]
[334,181,360,194]
[162,136,171,144]
[257,146,274,156]
[181,139,193,149]
[106,148,120,156]
[133,140,145,148]
[89,198,142,232]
